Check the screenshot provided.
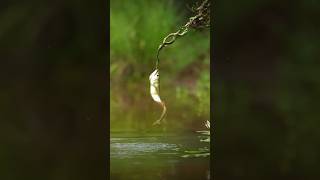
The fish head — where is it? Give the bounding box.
[149,69,159,82]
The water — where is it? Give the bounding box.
[110,132,210,180]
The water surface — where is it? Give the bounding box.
[111,132,210,180]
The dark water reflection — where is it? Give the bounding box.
[110,133,210,180]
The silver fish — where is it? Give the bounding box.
[149,69,167,125]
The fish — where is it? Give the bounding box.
[205,120,210,129]
[149,69,167,125]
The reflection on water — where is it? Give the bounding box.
[111,141,179,158]
[110,133,210,180]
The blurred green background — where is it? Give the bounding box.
[214,0,320,179]
[110,0,210,133]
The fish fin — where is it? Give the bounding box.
[152,120,161,126]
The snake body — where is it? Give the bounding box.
[150,0,210,125]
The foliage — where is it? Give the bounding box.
[110,0,210,132]
[182,120,210,158]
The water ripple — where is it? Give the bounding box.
[111,141,179,158]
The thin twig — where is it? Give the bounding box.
[156,0,210,69]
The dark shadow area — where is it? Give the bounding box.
[0,1,108,180]
[214,0,320,179]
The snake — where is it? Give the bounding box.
[149,0,210,125]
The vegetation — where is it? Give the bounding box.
[110,0,210,132]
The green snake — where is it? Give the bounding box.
[149,0,210,125]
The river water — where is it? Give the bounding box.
[110,132,210,180]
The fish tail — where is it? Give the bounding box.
[153,101,167,126]
[159,101,167,121]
